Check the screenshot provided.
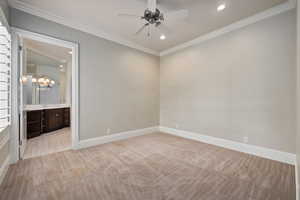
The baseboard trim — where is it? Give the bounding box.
[0,156,10,186]
[159,126,296,165]
[75,126,159,149]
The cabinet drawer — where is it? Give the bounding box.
[27,110,42,139]
[27,110,41,122]
[27,123,41,132]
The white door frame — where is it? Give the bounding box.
[18,36,26,158]
[10,28,80,163]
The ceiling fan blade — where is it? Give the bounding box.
[164,9,189,21]
[118,13,142,19]
[147,0,157,12]
[157,23,172,35]
[135,24,149,35]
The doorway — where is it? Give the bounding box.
[11,29,79,162]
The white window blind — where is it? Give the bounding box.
[0,23,11,132]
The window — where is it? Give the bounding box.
[0,22,11,132]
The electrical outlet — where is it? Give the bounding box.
[106,128,111,135]
[243,136,249,143]
[175,124,179,129]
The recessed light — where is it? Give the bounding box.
[68,51,73,55]
[160,34,166,40]
[59,65,63,68]
[217,3,226,11]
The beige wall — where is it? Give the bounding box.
[8,3,298,165]
[10,8,160,141]
[160,10,296,153]
[297,0,300,197]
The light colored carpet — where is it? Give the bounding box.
[0,132,295,200]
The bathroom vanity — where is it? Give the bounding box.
[25,105,70,139]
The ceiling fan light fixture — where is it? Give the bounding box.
[117,0,188,37]
[217,3,226,12]
[160,34,166,40]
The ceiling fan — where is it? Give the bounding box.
[117,0,188,37]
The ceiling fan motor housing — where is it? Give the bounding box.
[143,8,164,24]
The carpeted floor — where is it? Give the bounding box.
[0,132,295,200]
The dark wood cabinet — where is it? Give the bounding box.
[63,108,70,127]
[44,109,64,133]
[27,110,42,139]
[27,107,70,139]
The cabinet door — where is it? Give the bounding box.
[63,108,70,127]
[45,109,55,132]
[27,110,42,139]
[45,109,63,132]
[55,109,64,129]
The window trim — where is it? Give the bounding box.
[0,23,11,133]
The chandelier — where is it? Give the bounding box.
[32,76,55,88]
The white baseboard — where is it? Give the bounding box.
[0,156,10,186]
[75,126,159,149]
[160,126,296,165]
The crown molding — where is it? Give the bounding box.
[160,0,296,56]
[8,0,160,56]
[8,0,295,57]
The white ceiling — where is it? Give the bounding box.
[10,0,289,53]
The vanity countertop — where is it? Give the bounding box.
[24,104,70,111]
